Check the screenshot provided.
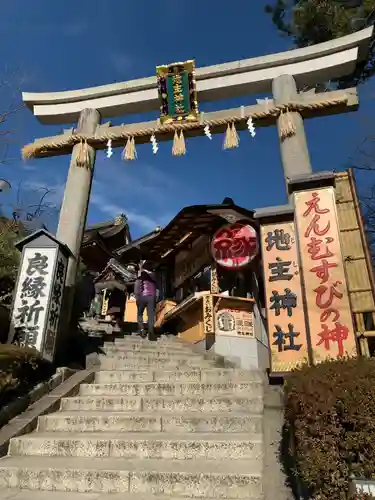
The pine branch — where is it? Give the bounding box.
[265,0,375,87]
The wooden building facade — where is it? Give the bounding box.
[80,171,375,368]
[114,199,268,368]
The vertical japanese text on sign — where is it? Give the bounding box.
[43,251,68,362]
[294,187,356,362]
[9,248,56,350]
[156,60,199,124]
[211,223,258,270]
[203,294,214,336]
[261,222,309,373]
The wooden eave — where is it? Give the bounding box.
[80,234,115,270]
[95,258,137,285]
[121,203,256,263]
[81,233,111,252]
[116,229,163,262]
[94,269,127,292]
[83,218,131,247]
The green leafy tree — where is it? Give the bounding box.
[0,219,23,305]
[265,0,375,87]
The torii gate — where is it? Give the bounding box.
[21,26,374,333]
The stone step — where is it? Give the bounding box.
[100,352,204,362]
[108,337,190,346]
[118,346,199,356]
[112,341,194,351]
[0,456,262,497]
[60,394,263,413]
[0,492,264,500]
[94,368,263,384]
[98,357,214,370]
[102,346,197,357]
[79,381,263,397]
[104,342,193,353]
[9,432,263,461]
[38,412,263,434]
[114,336,185,346]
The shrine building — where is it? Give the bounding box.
[87,170,375,374]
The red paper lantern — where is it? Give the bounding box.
[211,222,258,270]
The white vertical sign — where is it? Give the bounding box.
[9,247,57,353]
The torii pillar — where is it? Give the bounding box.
[56,108,100,341]
[272,74,313,192]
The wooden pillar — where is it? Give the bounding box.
[356,312,371,357]
[56,108,100,344]
[272,75,312,191]
[359,336,370,357]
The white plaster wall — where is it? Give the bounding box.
[214,336,269,370]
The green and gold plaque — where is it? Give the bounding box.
[156,60,198,124]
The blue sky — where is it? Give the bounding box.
[0,0,374,239]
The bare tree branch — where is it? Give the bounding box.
[0,184,59,304]
[10,186,58,227]
[0,70,38,305]
[0,69,28,166]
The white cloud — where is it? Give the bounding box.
[126,211,162,232]
[21,164,38,172]
[63,20,89,37]
[109,53,133,76]
[90,191,170,232]
[90,158,179,233]
[94,156,180,205]
[16,157,180,235]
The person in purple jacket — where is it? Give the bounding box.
[134,261,158,340]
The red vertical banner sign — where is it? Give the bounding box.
[261,221,310,373]
[294,187,357,363]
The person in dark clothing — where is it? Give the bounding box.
[135,261,157,340]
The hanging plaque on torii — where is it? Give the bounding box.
[156,60,198,124]
[156,60,199,156]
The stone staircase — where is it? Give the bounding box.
[0,335,266,499]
